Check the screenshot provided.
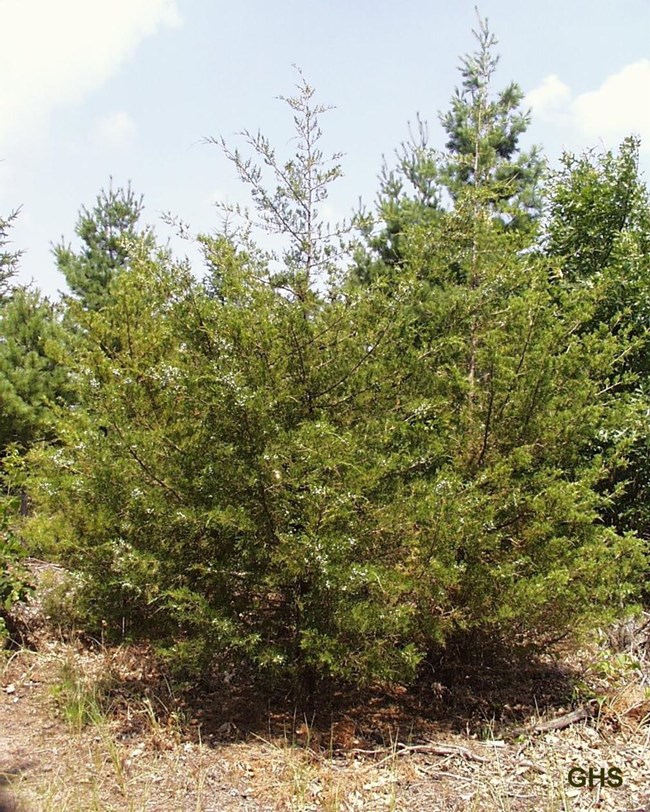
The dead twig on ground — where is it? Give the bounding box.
[352,741,489,769]
[509,700,599,738]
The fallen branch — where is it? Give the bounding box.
[352,742,489,767]
[510,700,598,738]
[416,765,473,782]
[394,743,488,763]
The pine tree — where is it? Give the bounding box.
[0,287,71,451]
[0,211,70,456]
[360,13,543,284]
[0,210,21,303]
[0,283,71,634]
[54,183,153,311]
[439,14,542,228]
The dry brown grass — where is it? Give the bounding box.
[1,638,650,811]
[3,575,650,810]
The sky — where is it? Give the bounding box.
[1,0,649,299]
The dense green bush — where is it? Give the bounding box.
[0,496,32,643]
[26,212,645,689]
[21,24,649,693]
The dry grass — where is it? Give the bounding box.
[1,640,650,812]
[2,577,650,810]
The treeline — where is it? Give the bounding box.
[1,19,649,696]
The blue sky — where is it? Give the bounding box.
[1,0,649,298]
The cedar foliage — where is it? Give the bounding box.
[19,22,650,692]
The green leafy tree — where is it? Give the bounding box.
[544,138,650,543]
[544,137,647,285]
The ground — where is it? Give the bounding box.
[2,566,650,811]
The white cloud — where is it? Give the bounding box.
[0,0,181,149]
[525,75,571,121]
[573,61,650,143]
[94,111,137,149]
[526,60,650,152]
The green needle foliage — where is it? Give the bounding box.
[438,14,543,227]
[0,287,71,451]
[0,215,57,637]
[0,495,32,642]
[359,13,543,284]
[23,31,648,696]
[544,137,650,543]
[0,209,21,302]
[54,182,154,312]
